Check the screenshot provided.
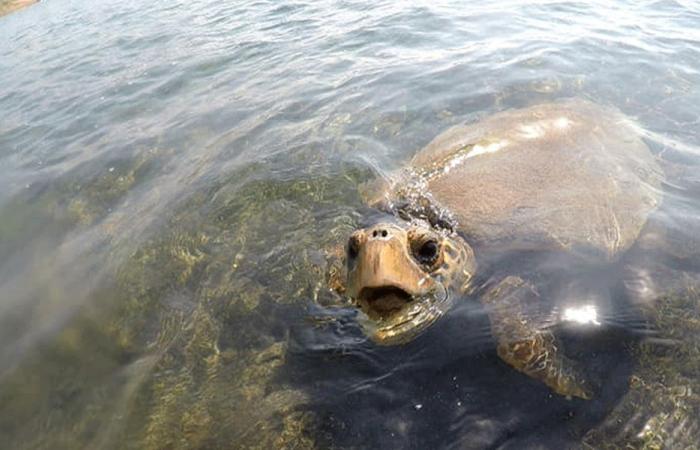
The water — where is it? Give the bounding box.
[1,0,700,448]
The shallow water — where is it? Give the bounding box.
[1,0,700,448]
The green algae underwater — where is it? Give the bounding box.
[0,147,370,449]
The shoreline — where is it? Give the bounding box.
[0,0,38,17]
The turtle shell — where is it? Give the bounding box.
[387,99,662,260]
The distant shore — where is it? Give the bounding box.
[0,0,38,17]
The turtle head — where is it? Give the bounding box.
[346,222,476,345]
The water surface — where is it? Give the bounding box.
[1,0,700,448]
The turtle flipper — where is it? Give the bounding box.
[482,276,593,399]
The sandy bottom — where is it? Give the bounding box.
[0,0,38,17]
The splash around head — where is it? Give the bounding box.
[345,221,476,345]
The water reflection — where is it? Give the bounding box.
[0,0,700,448]
[562,304,601,326]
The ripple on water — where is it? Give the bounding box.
[1,0,700,448]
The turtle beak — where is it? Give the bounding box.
[347,224,435,319]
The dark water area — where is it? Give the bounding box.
[1,0,700,448]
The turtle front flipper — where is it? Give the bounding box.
[482,276,593,400]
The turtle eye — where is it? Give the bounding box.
[347,235,360,260]
[414,239,439,266]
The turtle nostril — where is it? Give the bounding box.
[372,228,389,239]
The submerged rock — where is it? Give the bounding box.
[0,0,39,18]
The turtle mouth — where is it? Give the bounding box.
[358,286,414,317]
[354,282,453,346]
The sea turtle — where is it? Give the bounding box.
[333,99,662,400]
